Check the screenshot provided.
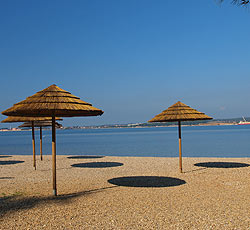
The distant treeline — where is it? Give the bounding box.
[63,117,250,130]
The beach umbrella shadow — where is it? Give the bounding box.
[0,177,14,180]
[108,176,186,187]
[0,185,116,218]
[0,160,25,165]
[194,162,250,168]
[71,162,123,168]
[67,156,105,159]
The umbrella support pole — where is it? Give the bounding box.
[40,127,43,161]
[32,121,36,170]
[178,121,182,173]
[52,116,57,196]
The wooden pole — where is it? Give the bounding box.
[32,121,36,170]
[178,121,182,173]
[40,127,43,161]
[52,115,57,196]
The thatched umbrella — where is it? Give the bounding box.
[2,84,104,196]
[19,121,62,128]
[1,116,61,169]
[149,101,212,173]
[19,121,62,161]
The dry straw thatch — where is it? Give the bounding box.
[1,116,63,167]
[149,101,212,173]
[18,121,61,163]
[1,116,62,123]
[1,84,104,196]
[149,101,212,122]
[19,121,62,128]
[2,84,104,117]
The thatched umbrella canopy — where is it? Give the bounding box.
[2,84,104,196]
[18,121,62,161]
[1,116,62,168]
[1,116,57,123]
[149,101,212,173]
[19,121,62,128]
[3,84,103,117]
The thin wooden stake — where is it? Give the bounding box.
[52,116,57,196]
[32,121,36,170]
[178,121,182,173]
[40,127,43,161]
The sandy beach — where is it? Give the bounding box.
[0,155,249,229]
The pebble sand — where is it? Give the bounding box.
[0,155,249,229]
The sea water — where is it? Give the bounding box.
[0,125,249,157]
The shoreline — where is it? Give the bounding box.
[1,155,249,229]
[1,154,250,158]
[0,122,245,132]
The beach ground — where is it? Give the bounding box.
[0,155,249,229]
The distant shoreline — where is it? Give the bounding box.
[0,121,244,132]
[2,117,250,131]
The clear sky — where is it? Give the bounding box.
[0,0,250,128]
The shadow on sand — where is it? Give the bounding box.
[0,160,25,165]
[194,162,250,168]
[71,162,123,168]
[0,155,12,158]
[0,185,117,218]
[0,177,14,180]
[183,167,207,174]
[67,155,105,159]
[108,176,186,188]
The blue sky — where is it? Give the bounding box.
[0,0,250,127]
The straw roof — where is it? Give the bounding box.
[2,84,104,117]
[1,116,62,123]
[149,101,212,122]
[19,121,62,128]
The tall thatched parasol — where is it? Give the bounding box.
[1,116,62,169]
[19,121,62,161]
[149,101,212,173]
[2,84,104,196]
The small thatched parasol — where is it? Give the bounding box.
[1,116,62,169]
[149,101,212,173]
[1,116,58,123]
[19,121,62,161]
[19,121,62,128]
[2,84,104,196]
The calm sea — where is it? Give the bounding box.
[0,125,249,158]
